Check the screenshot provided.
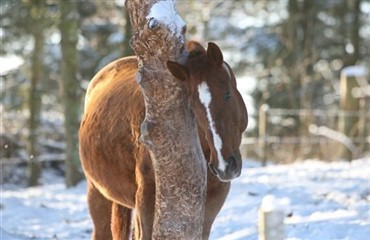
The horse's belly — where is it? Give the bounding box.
[80,150,138,208]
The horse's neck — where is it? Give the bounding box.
[197,127,211,161]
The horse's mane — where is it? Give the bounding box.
[185,41,208,85]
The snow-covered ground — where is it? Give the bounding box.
[1,157,370,240]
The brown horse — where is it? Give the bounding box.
[79,41,248,239]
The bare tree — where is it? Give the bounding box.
[125,0,206,238]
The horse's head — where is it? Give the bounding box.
[167,41,248,182]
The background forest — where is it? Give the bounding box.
[1,0,370,188]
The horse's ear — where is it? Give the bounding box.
[167,60,189,82]
[207,42,223,67]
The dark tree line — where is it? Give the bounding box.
[245,0,369,159]
[1,0,133,186]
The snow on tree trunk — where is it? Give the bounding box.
[125,0,206,239]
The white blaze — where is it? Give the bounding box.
[198,82,226,171]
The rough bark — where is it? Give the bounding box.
[125,0,206,239]
[60,0,84,187]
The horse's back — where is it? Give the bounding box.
[79,56,144,207]
[84,56,138,110]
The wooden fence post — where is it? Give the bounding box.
[259,104,268,166]
[339,66,368,160]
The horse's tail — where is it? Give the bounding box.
[111,202,133,240]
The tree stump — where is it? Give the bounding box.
[125,0,207,239]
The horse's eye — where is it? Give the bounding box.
[224,91,231,101]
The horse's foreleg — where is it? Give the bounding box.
[203,175,231,239]
[87,181,113,240]
[111,202,133,240]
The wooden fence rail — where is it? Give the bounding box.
[243,66,369,164]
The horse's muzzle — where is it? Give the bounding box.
[209,155,242,182]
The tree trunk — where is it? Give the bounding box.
[27,2,46,187]
[60,0,84,187]
[349,0,361,65]
[125,0,206,239]
[341,0,361,67]
[123,8,134,56]
[299,0,317,158]
[284,0,300,109]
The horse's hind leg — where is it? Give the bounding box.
[111,202,132,240]
[87,181,113,240]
